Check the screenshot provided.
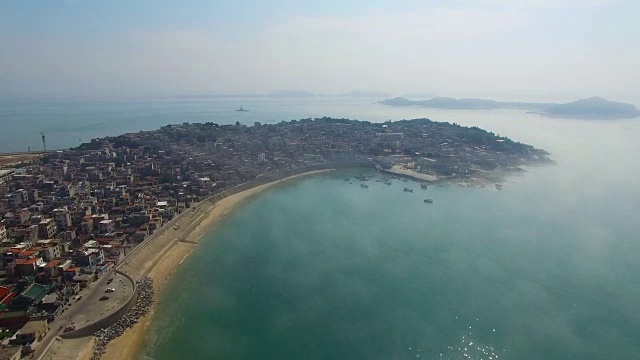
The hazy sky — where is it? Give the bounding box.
[1,0,638,99]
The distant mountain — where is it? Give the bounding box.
[380,97,416,106]
[540,96,640,119]
[400,92,438,99]
[268,90,315,98]
[380,96,640,120]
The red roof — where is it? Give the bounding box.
[15,258,38,265]
[45,260,61,268]
[0,286,11,300]
[19,250,39,257]
[1,292,16,304]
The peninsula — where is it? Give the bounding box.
[0,117,550,359]
[380,96,640,120]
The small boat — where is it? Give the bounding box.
[235,106,250,112]
[495,184,503,190]
[420,183,428,189]
[360,183,369,188]
[424,199,434,203]
[402,179,408,182]
[344,178,350,181]
[403,187,413,193]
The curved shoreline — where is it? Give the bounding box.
[97,168,347,360]
[43,167,354,360]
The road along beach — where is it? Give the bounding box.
[100,169,334,360]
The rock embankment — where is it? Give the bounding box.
[90,278,154,360]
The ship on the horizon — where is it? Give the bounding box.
[235,106,250,112]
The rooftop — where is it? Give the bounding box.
[0,169,15,177]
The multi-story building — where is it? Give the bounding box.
[60,229,76,243]
[23,225,39,245]
[0,224,7,243]
[4,192,22,209]
[52,207,72,231]
[40,244,61,261]
[80,217,93,234]
[0,169,14,191]
[97,219,115,234]
[38,219,57,239]
[74,248,105,268]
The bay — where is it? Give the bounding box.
[137,98,640,359]
[3,95,639,359]
[141,164,640,359]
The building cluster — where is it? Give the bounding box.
[0,117,548,356]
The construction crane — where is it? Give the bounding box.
[39,130,47,152]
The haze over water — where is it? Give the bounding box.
[95,98,640,359]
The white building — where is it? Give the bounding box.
[97,219,115,234]
[53,207,72,230]
[376,132,405,140]
[0,169,14,191]
[0,224,7,243]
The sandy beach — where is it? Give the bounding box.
[387,165,438,182]
[45,169,332,360]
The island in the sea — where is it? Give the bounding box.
[380,96,640,120]
[73,117,551,186]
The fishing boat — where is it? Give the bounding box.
[235,105,250,112]
[403,187,413,193]
[424,199,434,203]
[360,183,369,188]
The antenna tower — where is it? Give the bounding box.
[39,130,47,152]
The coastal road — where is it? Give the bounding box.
[34,270,134,360]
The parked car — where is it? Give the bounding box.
[63,325,76,333]
[99,296,109,301]
[106,278,113,284]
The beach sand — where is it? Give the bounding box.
[92,169,332,360]
[388,165,438,182]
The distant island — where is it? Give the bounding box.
[538,97,640,119]
[380,96,640,120]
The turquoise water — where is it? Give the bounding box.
[100,97,640,360]
[3,96,640,358]
[141,164,640,359]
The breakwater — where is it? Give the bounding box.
[90,278,154,360]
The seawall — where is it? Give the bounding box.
[60,271,138,339]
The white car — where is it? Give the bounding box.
[105,288,115,293]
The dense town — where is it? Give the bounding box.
[0,117,549,358]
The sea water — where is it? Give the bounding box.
[3,96,639,359]
[137,106,640,359]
